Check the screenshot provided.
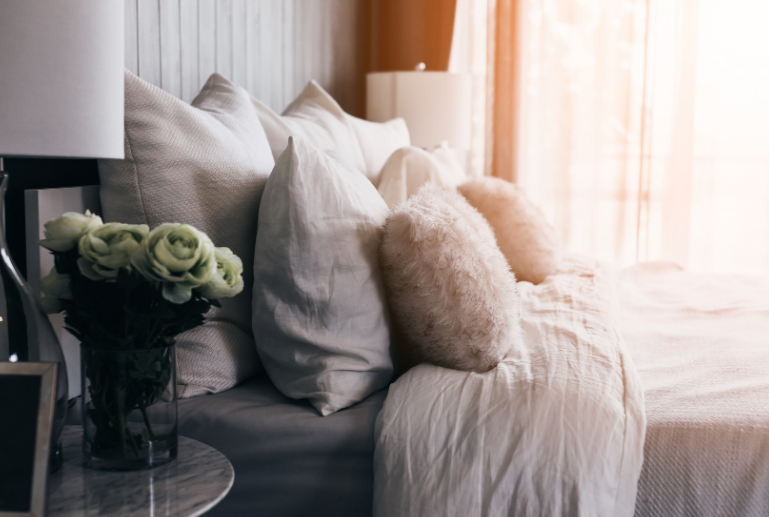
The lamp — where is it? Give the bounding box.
[0,0,124,472]
[0,0,124,159]
[366,68,472,152]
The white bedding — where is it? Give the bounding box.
[621,262,769,517]
[373,256,646,517]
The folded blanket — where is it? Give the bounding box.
[373,256,646,517]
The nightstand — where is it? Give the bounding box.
[47,426,234,517]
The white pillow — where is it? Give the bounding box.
[98,70,274,397]
[377,146,467,208]
[346,115,410,185]
[252,136,393,416]
[251,80,366,175]
[252,80,410,184]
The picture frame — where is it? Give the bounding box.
[0,362,58,517]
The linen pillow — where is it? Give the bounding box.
[252,136,393,416]
[345,115,410,185]
[251,80,366,175]
[379,184,521,373]
[98,70,274,397]
[458,176,560,284]
[252,80,410,185]
[377,146,467,208]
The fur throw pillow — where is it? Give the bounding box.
[379,184,521,373]
[458,177,560,284]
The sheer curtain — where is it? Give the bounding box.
[515,0,769,274]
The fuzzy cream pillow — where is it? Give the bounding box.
[458,177,560,285]
[379,185,521,373]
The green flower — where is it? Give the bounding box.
[39,267,72,314]
[77,223,150,280]
[198,247,244,300]
[39,210,103,252]
[131,223,216,304]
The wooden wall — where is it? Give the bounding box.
[124,0,371,116]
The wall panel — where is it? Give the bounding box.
[124,0,370,116]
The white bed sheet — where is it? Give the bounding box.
[373,256,646,517]
[621,262,769,517]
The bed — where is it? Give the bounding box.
[172,259,769,517]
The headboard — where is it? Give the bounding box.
[124,0,370,115]
[7,0,371,279]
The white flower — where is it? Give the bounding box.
[197,247,244,300]
[39,210,103,252]
[77,223,149,280]
[39,267,72,314]
[131,223,216,304]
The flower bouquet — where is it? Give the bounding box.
[39,211,243,470]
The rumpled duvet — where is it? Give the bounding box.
[373,256,646,517]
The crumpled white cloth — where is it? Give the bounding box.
[373,255,646,517]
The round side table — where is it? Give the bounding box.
[47,426,234,517]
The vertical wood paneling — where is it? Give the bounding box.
[136,0,161,86]
[245,1,261,97]
[179,0,200,103]
[231,0,246,87]
[282,0,295,104]
[198,0,217,86]
[125,0,139,75]
[160,0,182,98]
[258,0,276,109]
[126,0,368,116]
[215,0,232,80]
[292,0,305,101]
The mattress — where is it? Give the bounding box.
[620,262,769,517]
[177,376,387,517]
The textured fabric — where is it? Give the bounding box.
[458,176,561,284]
[377,146,467,208]
[252,137,393,416]
[346,115,410,185]
[374,255,646,517]
[178,376,387,517]
[620,262,769,517]
[379,185,521,373]
[98,70,274,397]
[251,80,367,175]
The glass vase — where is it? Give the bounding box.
[0,172,68,472]
[81,344,178,471]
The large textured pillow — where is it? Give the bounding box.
[379,184,521,373]
[251,80,366,175]
[252,136,393,416]
[98,70,274,397]
[377,146,467,209]
[346,115,410,185]
[252,80,409,185]
[458,176,560,284]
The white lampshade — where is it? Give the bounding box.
[0,0,124,159]
[367,71,472,150]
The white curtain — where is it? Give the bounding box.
[449,0,490,178]
[516,0,769,275]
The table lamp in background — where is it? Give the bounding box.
[0,0,124,471]
[366,66,473,171]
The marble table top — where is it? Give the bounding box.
[47,426,234,517]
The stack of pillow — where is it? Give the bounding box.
[98,70,561,416]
